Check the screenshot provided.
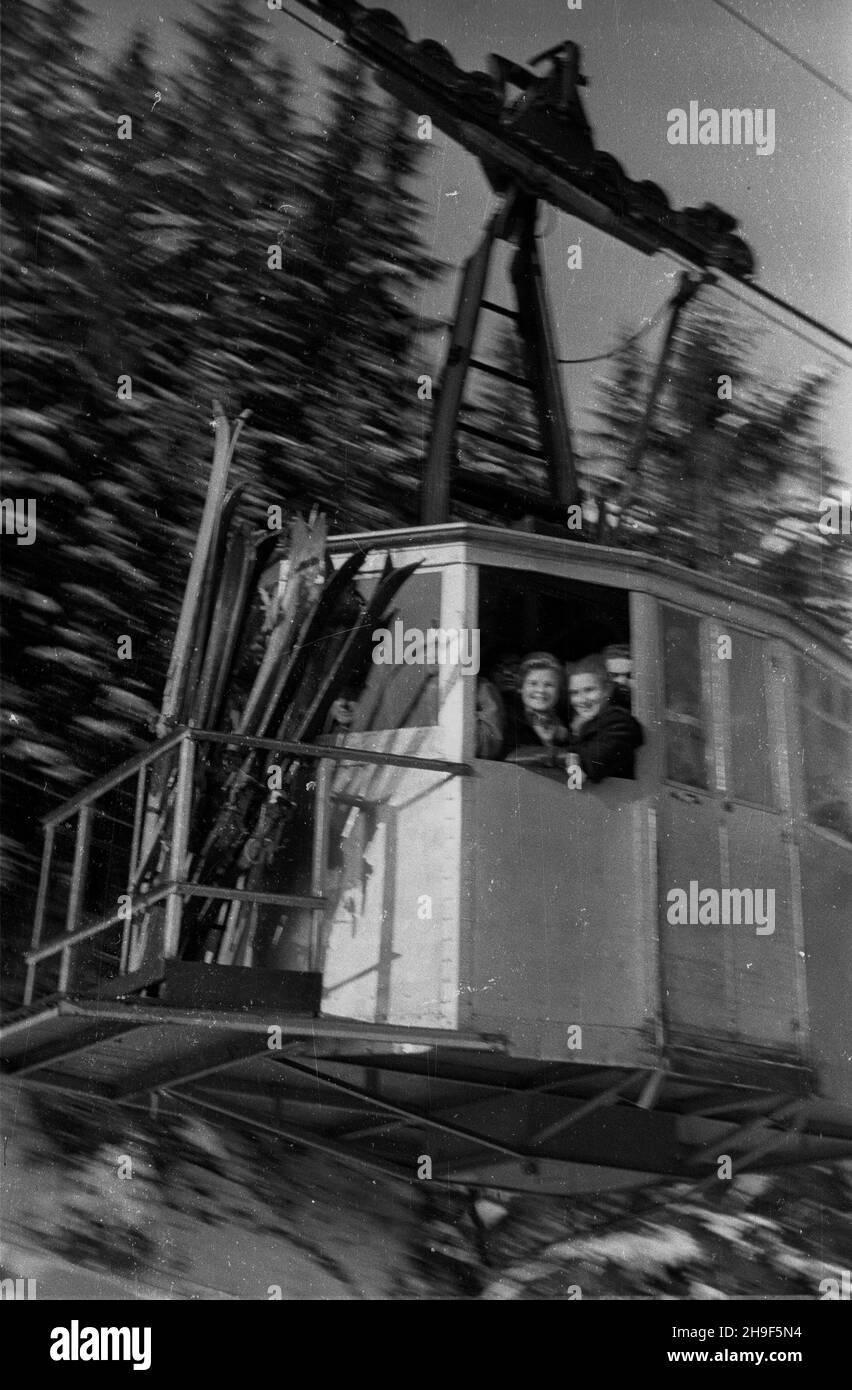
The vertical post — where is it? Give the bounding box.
[129,765,147,883]
[58,807,92,995]
[421,194,520,524]
[309,759,332,972]
[615,271,704,529]
[162,734,195,960]
[120,765,148,973]
[511,204,579,508]
[24,823,55,1006]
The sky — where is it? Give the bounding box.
[82,0,852,475]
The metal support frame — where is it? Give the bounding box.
[421,188,579,524]
[510,204,578,507]
[23,823,55,1005]
[55,996,506,1050]
[160,1088,412,1184]
[269,1053,534,1165]
[163,733,194,959]
[23,729,471,999]
[57,807,91,995]
[309,758,333,971]
[686,1096,805,1167]
[614,270,706,529]
[121,766,148,972]
[527,1068,646,1145]
[421,197,509,524]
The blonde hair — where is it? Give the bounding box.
[520,651,562,680]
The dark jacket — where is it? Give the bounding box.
[502,697,568,764]
[609,684,632,712]
[567,699,644,782]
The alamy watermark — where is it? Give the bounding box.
[0,1276,37,1300]
[50,1321,151,1371]
[818,489,851,535]
[666,881,775,935]
[0,498,36,545]
[371,621,480,675]
[667,103,775,156]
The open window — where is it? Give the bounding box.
[476,565,631,764]
[478,567,630,673]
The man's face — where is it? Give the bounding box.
[569,673,607,721]
[606,657,632,691]
[521,668,560,714]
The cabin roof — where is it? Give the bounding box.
[328,521,851,672]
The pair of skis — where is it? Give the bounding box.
[129,403,422,971]
[179,548,421,961]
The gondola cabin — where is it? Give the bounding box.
[4,522,851,1193]
[316,524,851,1108]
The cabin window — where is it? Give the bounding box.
[474,566,632,764]
[477,566,630,672]
[798,657,852,842]
[476,564,630,726]
[728,630,774,807]
[661,606,708,789]
[349,569,441,730]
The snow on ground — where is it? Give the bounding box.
[1,1083,418,1300]
[2,1081,851,1301]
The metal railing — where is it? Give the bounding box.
[23,727,470,1006]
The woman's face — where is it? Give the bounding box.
[521,668,560,715]
[569,673,607,721]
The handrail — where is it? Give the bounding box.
[41,727,472,827]
[28,732,471,975]
[25,886,327,964]
[41,728,186,826]
[187,728,472,776]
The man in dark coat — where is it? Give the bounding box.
[603,643,633,711]
[566,654,643,783]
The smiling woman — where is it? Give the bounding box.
[566,652,644,784]
[503,650,568,763]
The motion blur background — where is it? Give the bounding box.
[2,0,850,1299]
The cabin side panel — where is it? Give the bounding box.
[799,831,852,1108]
[464,762,657,1064]
[320,752,462,1030]
[725,805,800,1044]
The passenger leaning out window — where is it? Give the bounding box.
[504,652,568,765]
[565,654,643,785]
